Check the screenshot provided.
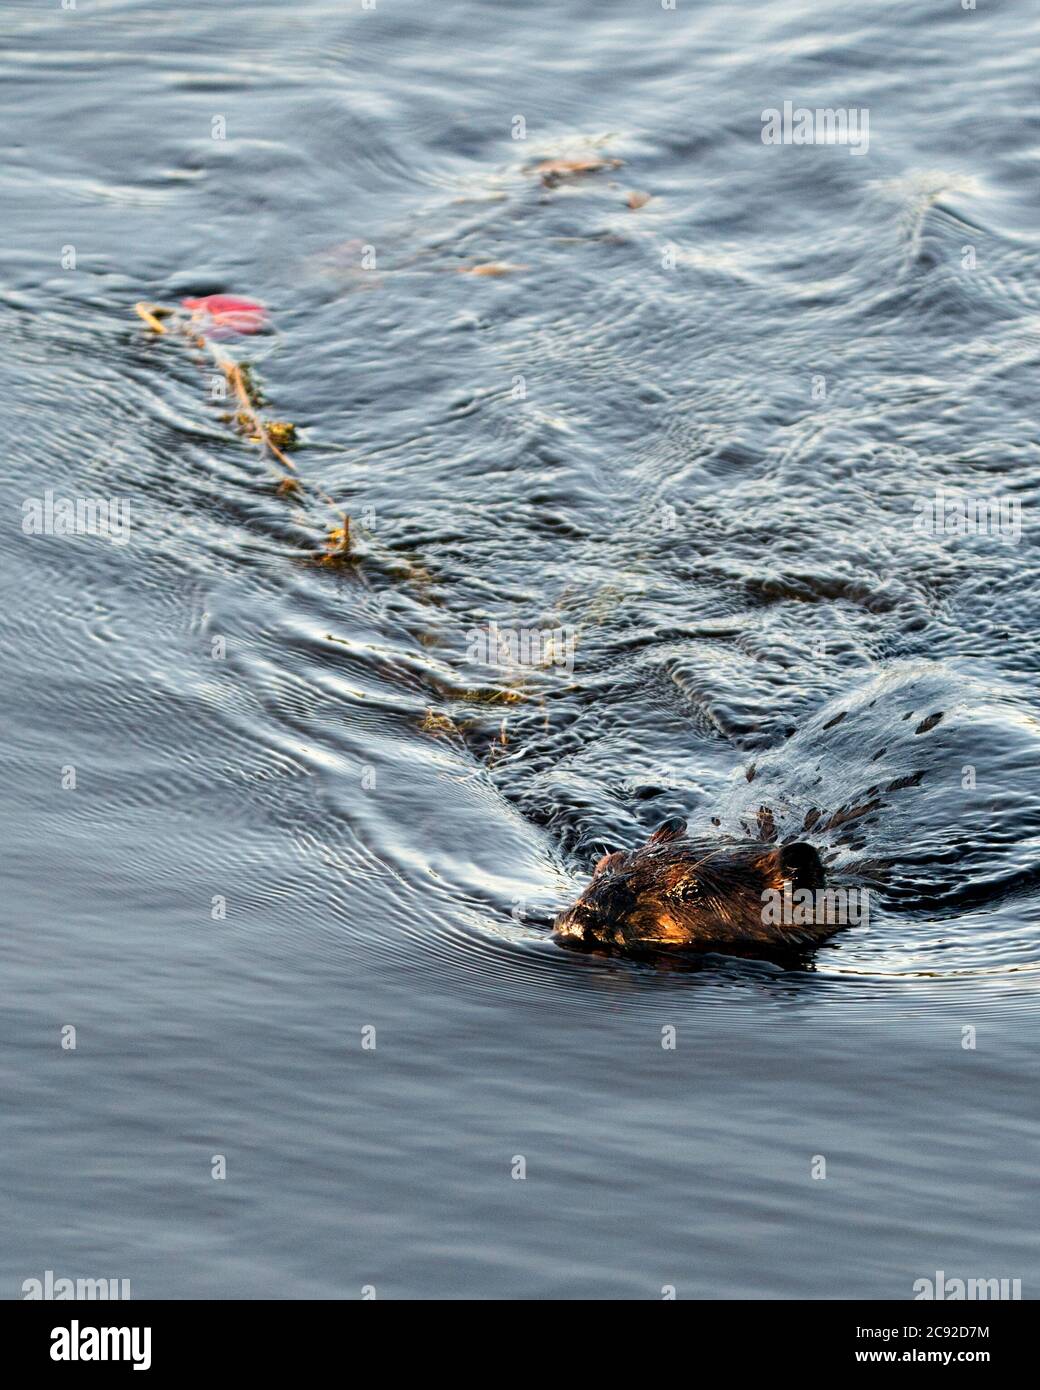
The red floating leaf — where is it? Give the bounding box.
[181,294,267,334]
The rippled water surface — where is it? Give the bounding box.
[3,0,1039,1298]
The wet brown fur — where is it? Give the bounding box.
[553,820,828,952]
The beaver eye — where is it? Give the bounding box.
[675,881,703,903]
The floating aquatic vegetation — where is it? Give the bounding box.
[246,419,297,449]
[420,709,460,737]
[457,687,526,706]
[533,156,623,188]
[222,363,297,470]
[133,272,559,767]
[134,293,353,560]
[235,362,266,406]
[134,296,295,469]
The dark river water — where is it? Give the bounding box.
[3,0,1039,1299]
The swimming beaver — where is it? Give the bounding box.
[551,660,1040,955]
[553,817,829,951]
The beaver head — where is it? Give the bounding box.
[553,817,826,951]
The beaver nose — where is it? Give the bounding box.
[553,903,598,938]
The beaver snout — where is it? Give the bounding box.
[552,904,591,941]
[552,898,626,945]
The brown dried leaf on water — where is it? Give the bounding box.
[264,421,298,448]
[535,156,623,187]
[237,411,298,450]
[626,190,652,209]
[275,477,301,497]
[458,262,528,277]
[318,514,352,564]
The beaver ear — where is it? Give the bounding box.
[593,850,625,876]
[775,841,824,888]
[649,816,687,844]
